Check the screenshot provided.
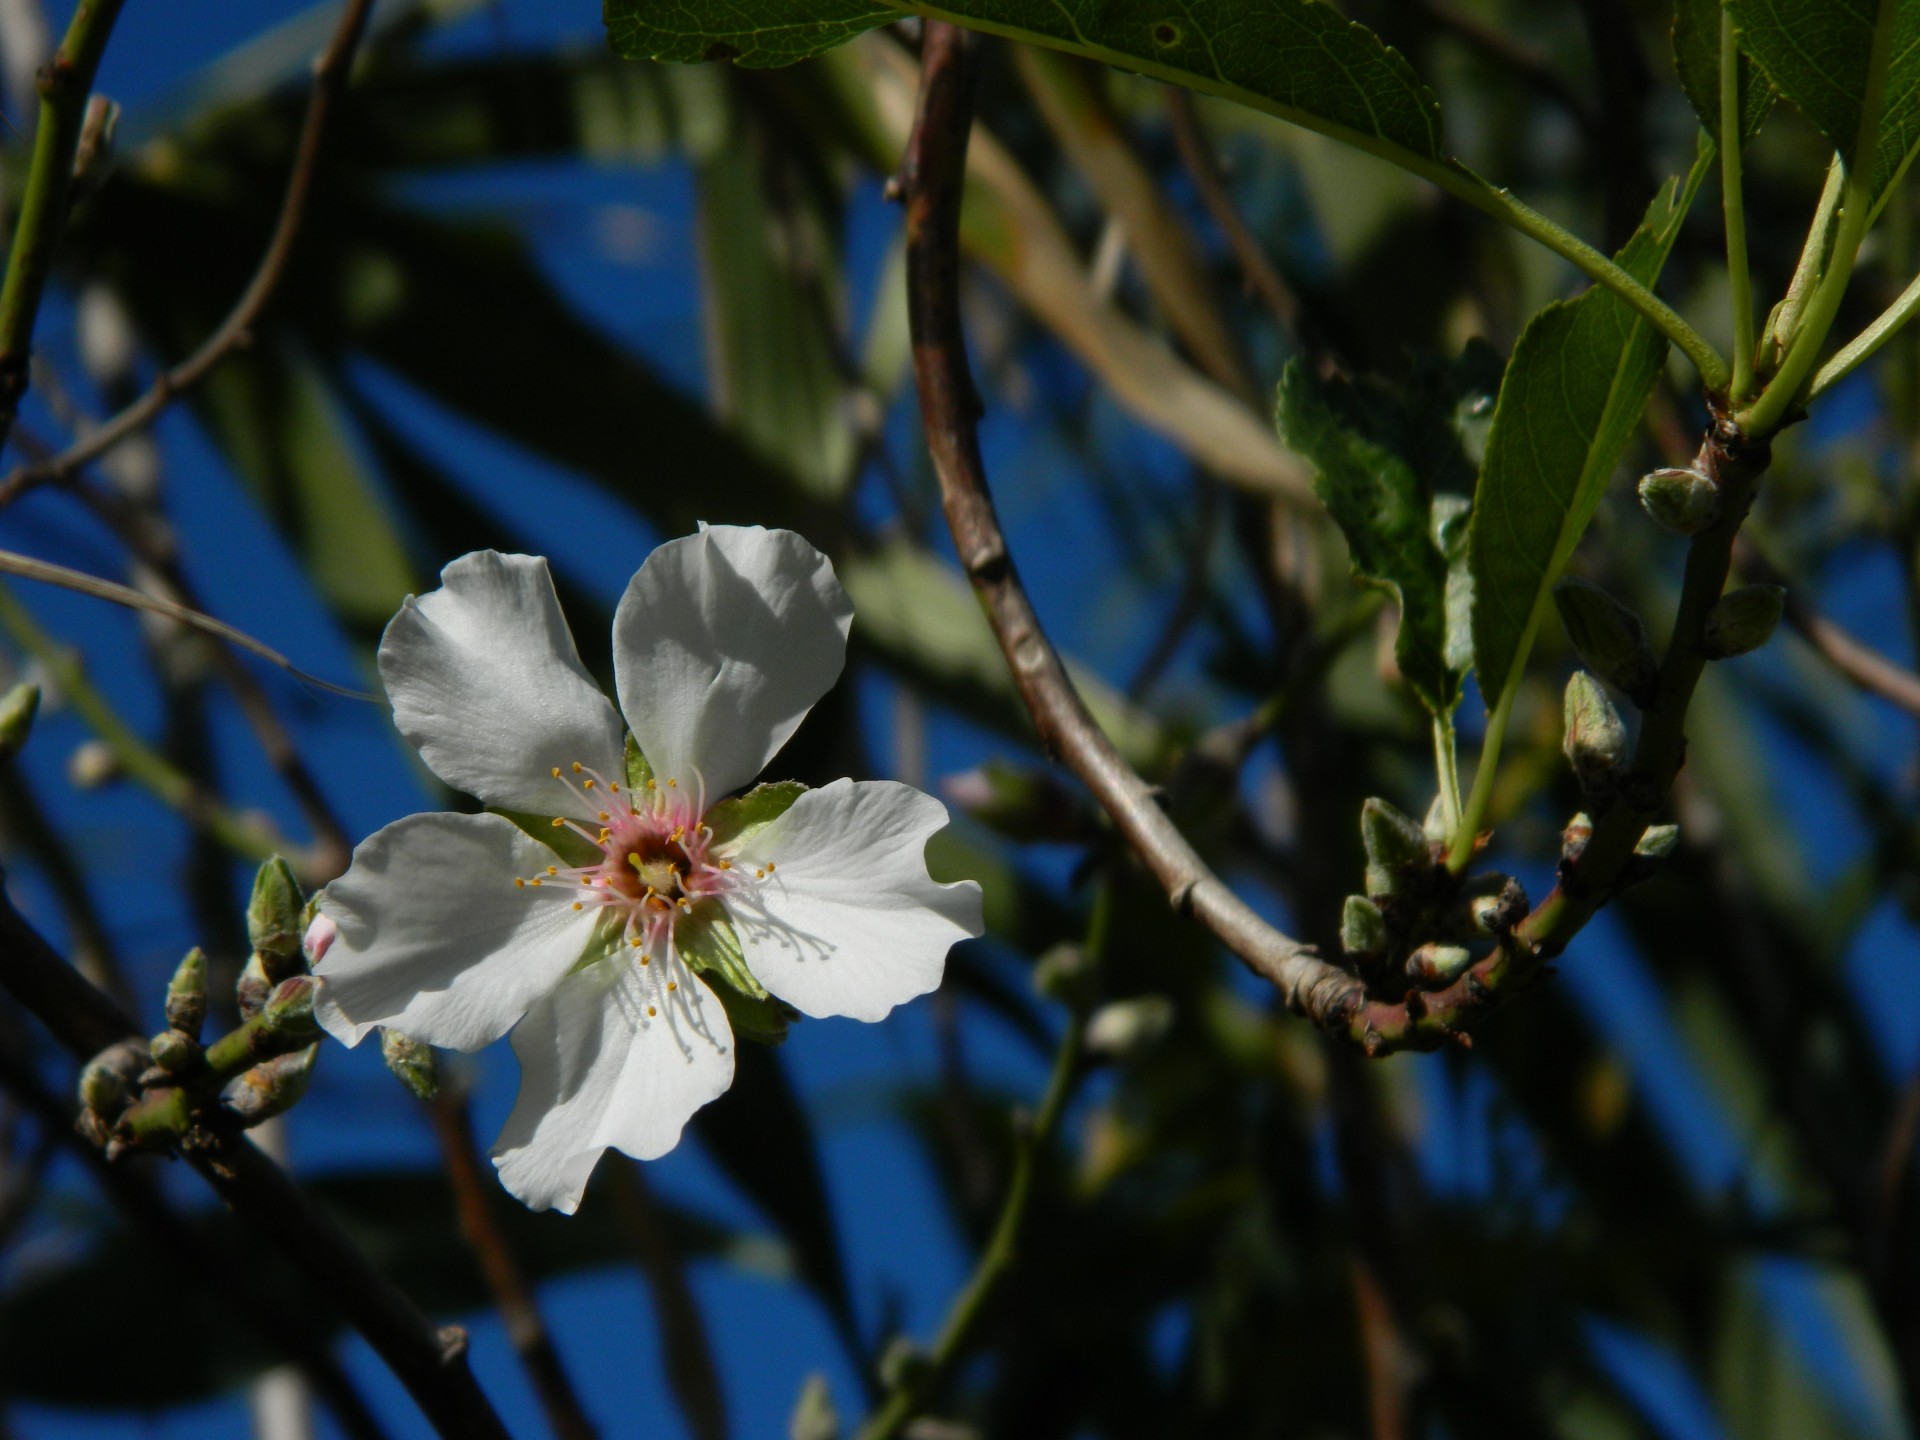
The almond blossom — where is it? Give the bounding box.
[310,525,982,1213]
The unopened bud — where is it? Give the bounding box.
[222,1044,318,1126]
[1563,671,1627,798]
[1032,942,1097,1009]
[247,857,305,981]
[235,952,271,1019]
[148,1028,200,1075]
[302,911,335,968]
[1453,876,1527,938]
[1702,584,1785,659]
[1404,942,1473,988]
[78,1039,146,1117]
[66,739,119,789]
[1553,579,1656,699]
[1361,798,1430,898]
[1562,812,1594,862]
[1340,895,1387,957]
[1634,824,1679,858]
[261,976,319,1042]
[1083,995,1175,1060]
[1422,792,1450,843]
[381,1029,439,1101]
[165,946,208,1038]
[1637,467,1720,534]
[0,681,38,762]
[789,1373,839,1440]
[940,761,1094,842]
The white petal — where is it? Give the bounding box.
[313,812,598,1052]
[381,551,626,816]
[724,779,983,1022]
[491,954,734,1213]
[612,526,852,799]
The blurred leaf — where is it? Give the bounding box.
[1673,0,1777,144]
[1470,146,1709,711]
[607,1,895,68]
[1729,0,1920,215]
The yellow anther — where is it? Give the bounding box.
[550,766,561,779]
[611,782,621,793]
[667,981,678,993]
[667,778,678,789]
[640,955,650,966]
[584,778,596,790]
[530,878,543,887]
[718,859,731,870]
[572,762,583,774]
[677,898,690,911]
[630,936,642,948]
[551,817,565,828]
[756,868,766,879]
[671,826,684,842]
[646,779,657,791]
[766,861,776,873]
[514,878,526,888]
[546,866,557,876]
[572,902,583,911]
[647,1005,657,1017]
[599,811,610,822]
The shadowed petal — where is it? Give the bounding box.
[381,551,626,817]
[724,779,982,1022]
[314,812,597,1051]
[491,954,734,1213]
[613,525,852,799]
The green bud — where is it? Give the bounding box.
[1637,467,1720,534]
[1032,941,1097,1010]
[1553,580,1656,699]
[1404,943,1474,988]
[247,857,306,982]
[1083,995,1175,1060]
[236,952,271,1019]
[222,1044,318,1127]
[164,946,208,1039]
[789,1373,840,1440]
[1634,824,1679,858]
[149,1028,200,1075]
[0,681,39,762]
[1361,798,1430,898]
[380,1029,440,1102]
[1340,895,1387,958]
[78,1039,146,1116]
[261,976,319,1042]
[1563,671,1628,798]
[1702,584,1785,659]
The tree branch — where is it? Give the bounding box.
[0,881,516,1440]
[894,20,1359,1025]
[0,0,376,506]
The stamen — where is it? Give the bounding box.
[598,811,610,822]
[610,782,621,794]
[551,817,565,828]
[572,762,583,774]
[718,860,731,871]
[647,1005,657,1017]
[514,878,526,888]
[572,902,583,911]
[550,766,561,779]
[667,981,677,992]
[546,866,557,876]
[530,878,543,887]
[583,778,596,790]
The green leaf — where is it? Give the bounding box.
[608,0,1446,164]
[607,1,895,68]
[1729,0,1920,215]
[1274,350,1496,717]
[1673,0,1777,144]
[1469,147,1712,711]
[705,780,807,849]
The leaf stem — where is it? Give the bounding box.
[1738,1,1897,435]
[1447,646,1526,872]
[1431,713,1462,838]
[1721,13,1756,401]
[1807,264,1920,402]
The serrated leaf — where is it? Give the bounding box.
[1275,351,1495,717]
[1729,0,1920,217]
[705,780,807,849]
[1673,0,1777,144]
[609,0,1446,164]
[1470,146,1713,711]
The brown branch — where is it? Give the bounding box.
[428,1089,599,1440]
[0,880,516,1440]
[895,21,1358,1025]
[609,1160,729,1440]
[0,0,375,508]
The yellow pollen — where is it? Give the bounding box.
[551,817,565,828]
[718,859,731,870]
[514,877,526,888]
[572,762,583,774]
[599,811,610,822]
[676,898,690,911]
[667,778,678,788]
[671,826,684,842]
[646,779,657,792]
[584,778,596,790]
[611,782,621,793]
[640,955,650,966]
[629,936,642,948]
[546,866,557,876]
[530,878,543,887]
[572,902,583,911]
[667,981,678,992]
[766,861,776,873]
[550,766,561,779]
[647,1005,657,1017]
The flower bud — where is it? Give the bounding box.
[1404,943,1473,988]
[78,1039,146,1117]
[235,952,271,1019]
[1422,793,1450,844]
[1563,671,1627,798]
[1083,995,1175,1060]
[0,681,39,763]
[302,912,336,969]
[221,1044,318,1127]
[66,739,119,789]
[1702,584,1785,659]
[1553,579,1657,699]
[262,975,319,1040]
[1451,875,1527,938]
[789,1374,839,1440]
[1340,895,1387,958]
[381,1029,439,1102]
[247,857,306,982]
[1361,798,1430,898]
[1032,942,1097,1010]
[1562,812,1593,863]
[1634,824,1679,858]
[1637,467,1720,534]
[164,946,208,1039]
[149,1028,200,1075]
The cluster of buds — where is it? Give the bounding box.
[76,858,324,1158]
[1339,796,1527,1002]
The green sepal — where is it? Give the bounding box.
[626,733,654,793]
[491,808,600,868]
[678,899,768,1001]
[568,910,632,976]
[706,780,807,850]
[380,1029,439,1102]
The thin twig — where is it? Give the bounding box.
[610,1160,729,1440]
[428,1089,599,1440]
[0,884,515,1440]
[0,0,376,505]
[0,0,127,460]
[895,20,1358,1025]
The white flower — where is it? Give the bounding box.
[311,526,983,1213]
